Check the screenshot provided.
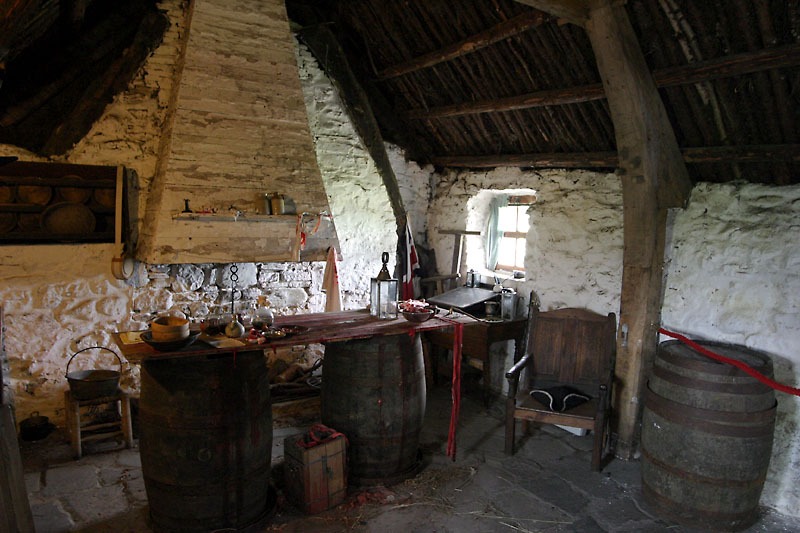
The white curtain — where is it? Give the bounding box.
[485,195,508,270]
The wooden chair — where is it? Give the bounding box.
[504,303,617,471]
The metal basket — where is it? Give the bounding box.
[65,347,123,400]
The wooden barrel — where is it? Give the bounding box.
[0,213,16,233]
[139,351,273,532]
[641,340,777,531]
[321,333,426,486]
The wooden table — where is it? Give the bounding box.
[114,309,472,363]
[113,309,475,524]
[115,309,475,526]
[424,316,527,404]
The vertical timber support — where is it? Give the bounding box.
[584,0,692,459]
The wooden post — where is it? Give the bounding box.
[1,405,35,533]
[584,0,691,459]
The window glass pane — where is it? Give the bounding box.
[497,206,517,231]
[497,238,516,267]
[517,206,530,232]
[515,238,526,267]
[494,203,531,271]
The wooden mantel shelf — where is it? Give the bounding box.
[172,212,296,223]
[139,210,338,264]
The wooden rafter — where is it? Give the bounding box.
[514,0,589,27]
[429,144,800,168]
[377,10,551,79]
[406,44,800,119]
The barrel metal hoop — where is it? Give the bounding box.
[641,482,759,527]
[658,342,770,376]
[640,446,767,487]
[652,364,773,395]
[644,387,777,438]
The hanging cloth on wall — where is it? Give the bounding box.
[485,195,508,270]
[400,214,421,300]
[322,246,342,312]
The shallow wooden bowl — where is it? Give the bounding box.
[402,308,437,323]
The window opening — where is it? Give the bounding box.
[483,192,535,273]
[495,203,530,272]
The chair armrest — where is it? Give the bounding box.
[505,352,531,380]
[596,383,610,412]
[505,352,531,399]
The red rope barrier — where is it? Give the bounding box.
[658,327,800,397]
[440,320,463,461]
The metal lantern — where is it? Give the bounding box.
[370,251,398,319]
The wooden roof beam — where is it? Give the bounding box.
[406,44,800,119]
[377,10,551,80]
[428,144,800,168]
[514,0,590,27]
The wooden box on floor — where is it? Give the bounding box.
[283,433,347,514]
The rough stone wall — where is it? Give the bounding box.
[0,0,423,427]
[294,42,395,301]
[429,168,799,516]
[661,182,800,515]
[0,1,395,422]
[429,167,623,397]
[430,166,623,314]
[0,0,796,518]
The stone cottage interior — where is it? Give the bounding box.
[1,0,799,531]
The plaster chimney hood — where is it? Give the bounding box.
[137,0,338,264]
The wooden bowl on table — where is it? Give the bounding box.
[150,316,190,342]
[399,300,438,323]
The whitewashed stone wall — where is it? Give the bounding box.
[661,182,800,515]
[294,43,397,300]
[430,166,624,313]
[429,167,624,397]
[429,169,800,516]
[0,1,394,423]
[0,0,797,519]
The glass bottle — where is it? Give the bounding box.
[252,295,275,330]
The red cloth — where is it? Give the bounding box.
[295,423,348,448]
[446,322,463,460]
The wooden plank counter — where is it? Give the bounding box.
[114,309,474,363]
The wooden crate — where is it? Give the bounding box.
[283,432,347,514]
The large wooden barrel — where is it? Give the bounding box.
[321,333,426,486]
[641,340,777,531]
[139,351,273,532]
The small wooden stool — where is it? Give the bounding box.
[64,390,134,459]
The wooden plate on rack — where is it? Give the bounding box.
[41,202,96,234]
[59,175,92,203]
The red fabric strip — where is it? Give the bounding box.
[446,322,463,460]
